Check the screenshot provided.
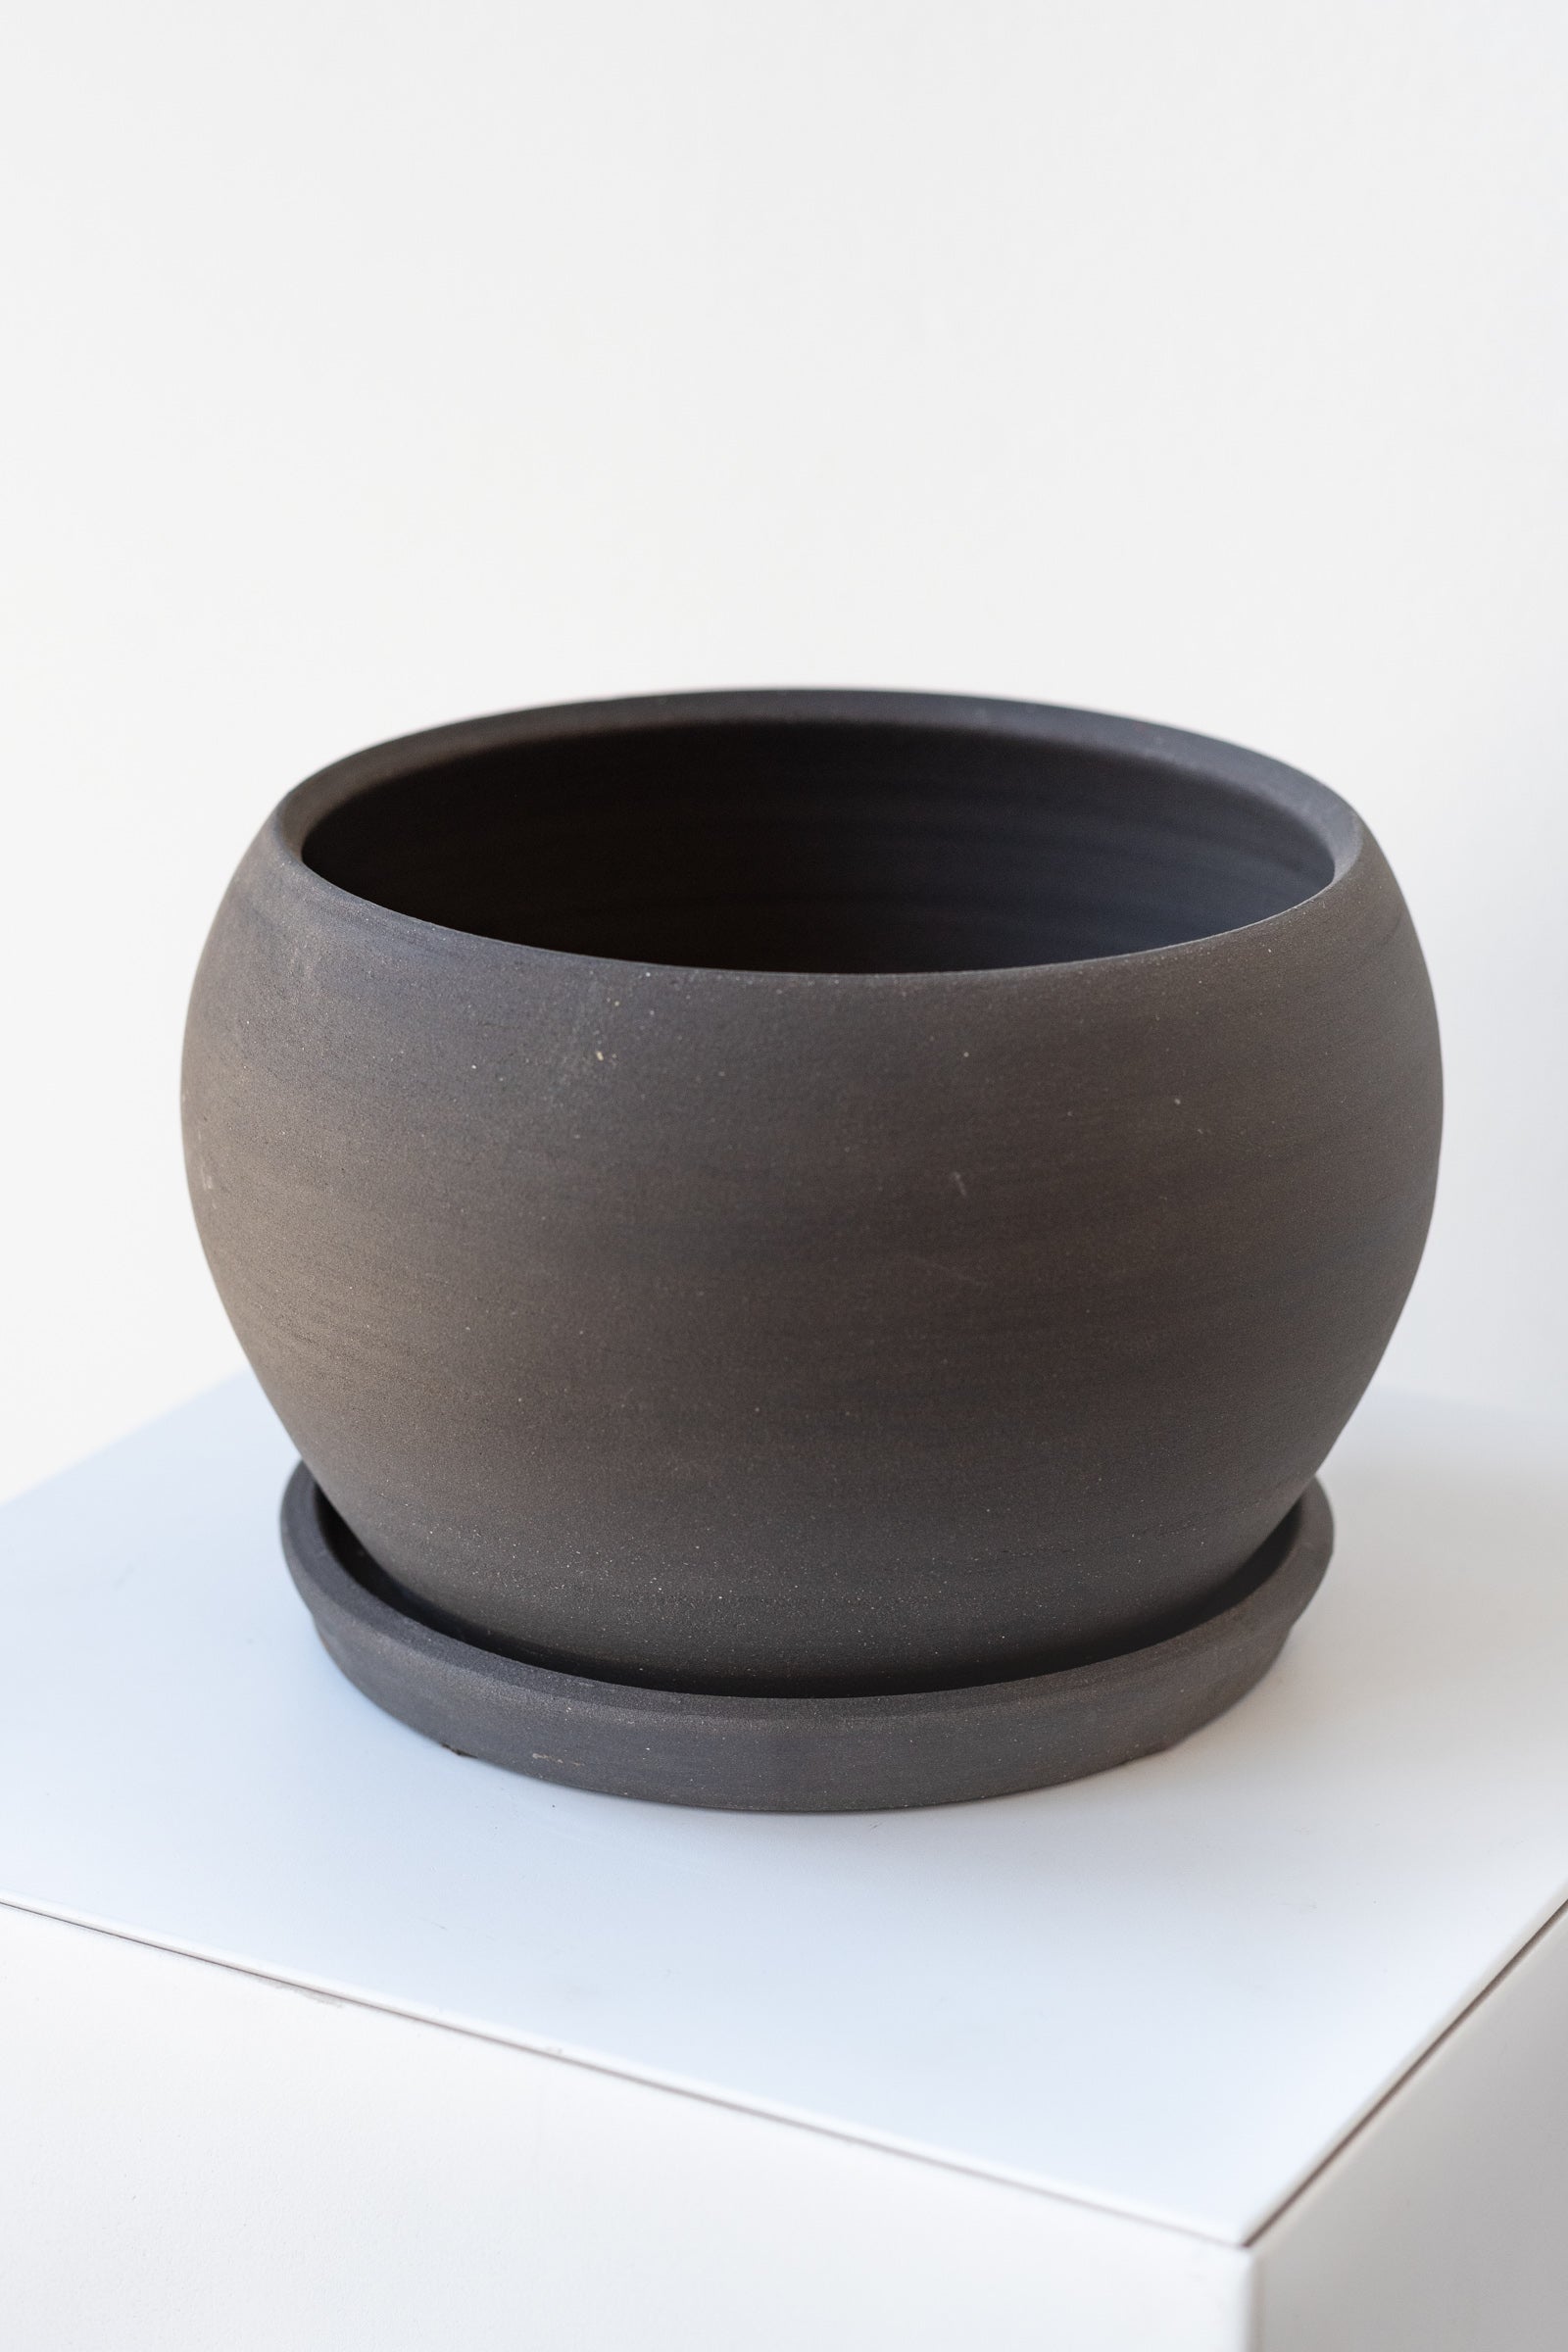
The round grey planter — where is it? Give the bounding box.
[183,689,1441,1806]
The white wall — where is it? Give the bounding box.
[3,0,1565,1497]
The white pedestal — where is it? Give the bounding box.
[3,1379,1567,2349]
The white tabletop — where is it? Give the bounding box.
[2,1375,1565,2243]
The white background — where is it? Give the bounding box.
[2,0,1564,1500]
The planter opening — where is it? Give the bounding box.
[302,716,1336,974]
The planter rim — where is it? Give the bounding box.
[265,687,1367,989]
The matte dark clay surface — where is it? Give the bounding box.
[183,690,1441,1701]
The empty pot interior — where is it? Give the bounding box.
[303,715,1337,973]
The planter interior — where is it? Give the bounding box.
[302,714,1336,974]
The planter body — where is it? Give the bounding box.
[182,692,1441,1698]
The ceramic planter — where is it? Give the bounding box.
[183,689,1441,1808]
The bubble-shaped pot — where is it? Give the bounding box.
[183,690,1441,1808]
